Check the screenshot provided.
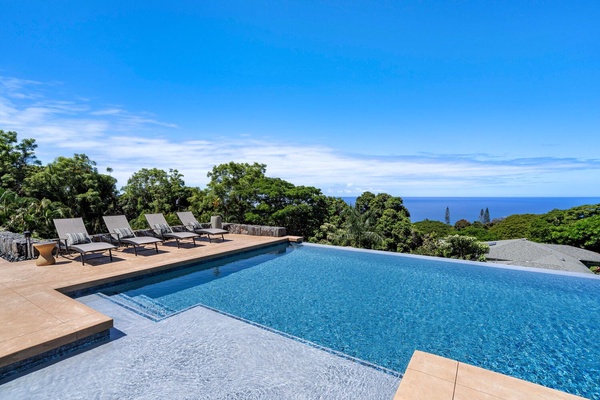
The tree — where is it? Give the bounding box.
[479,209,485,224]
[308,197,352,244]
[0,130,40,195]
[119,168,189,227]
[549,214,600,252]
[24,154,118,233]
[529,204,600,248]
[206,162,267,223]
[445,207,450,225]
[247,177,329,237]
[333,207,382,248]
[454,219,471,230]
[484,208,491,224]
[375,208,414,252]
[0,189,69,238]
[488,214,539,239]
[186,187,219,224]
[355,191,376,215]
[455,223,498,241]
[201,162,331,237]
[440,235,489,261]
[352,192,414,251]
[412,233,490,261]
[413,220,455,237]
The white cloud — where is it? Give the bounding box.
[1,75,600,196]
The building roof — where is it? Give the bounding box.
[486,239,600,274]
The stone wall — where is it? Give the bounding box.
[224,224,286,237]
[0,231,37,262]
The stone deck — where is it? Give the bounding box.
[394,351,587,400]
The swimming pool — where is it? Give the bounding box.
[100,243,600,399]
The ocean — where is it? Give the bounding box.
[340,197,600,224]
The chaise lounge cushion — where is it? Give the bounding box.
[113,227,135,239]
[66,232,91,246]
[154,223,172,234]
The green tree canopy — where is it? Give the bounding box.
[119,168,189,228]
[0,130,40,195]
[454,219,471,230]
[440,235,489,261]
[548,214,600,252]
[488,214,539,239]
[529,204,600,244]
[24,154,118,233]
[455,223,498,241]
[333,207,383,248]
[186,187,219,224]
[353,192,414,251]
[247,177,329,237]
[413,219,455,237]
[308,197,351,244]
[0,189,69,238]
[412,234,489,261]
[206,162,267,223]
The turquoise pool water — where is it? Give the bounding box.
[101,243,600,399]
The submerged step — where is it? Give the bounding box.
[104,293,176,320]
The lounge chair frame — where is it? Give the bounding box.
[144,213,199,248]
[103,215,162,256]
[176,211,229,243]
[53,218,116,265]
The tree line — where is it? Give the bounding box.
[1,130,598,262]
[415,204,600,254]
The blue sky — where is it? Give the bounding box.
[1,1,599,196]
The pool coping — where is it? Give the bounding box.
[303,242,600,281]
[393,351,587,400]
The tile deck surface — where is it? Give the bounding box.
[394,351,587,400]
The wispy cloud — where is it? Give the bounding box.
[1,76,599,196]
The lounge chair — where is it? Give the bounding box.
[145,213,199,248]
[176,211,229,243]
[53,217,116,265]
[103,215,163,256]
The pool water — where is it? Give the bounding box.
[100,243,600,399]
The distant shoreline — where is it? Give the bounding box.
[340,197,600,224]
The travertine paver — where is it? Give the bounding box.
[394,351,587,400]
[0,234,294,369]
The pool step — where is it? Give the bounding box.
[107,293,177,320]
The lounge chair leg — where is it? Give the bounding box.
[133,245,138,256]
[192,238,196,247]
[109,249,113,262]
[154,243,158,253]
[176,239,180,249]
[81,253,85,266]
